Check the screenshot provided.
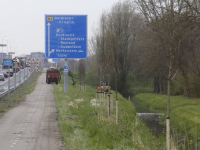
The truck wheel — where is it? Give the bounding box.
[47,80,50,84]
[56,80,58,84]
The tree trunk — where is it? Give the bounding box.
[134,75,137,87]
[166,79,170,150]
[151,78,153,89]
[143,79,145,88]
[154,76,159,93]
[159,76,162,94]
[115,74,118,124]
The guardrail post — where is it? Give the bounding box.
[27,67,29,91]
[32,72,33,83]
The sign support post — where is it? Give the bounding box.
[64,59,68,93]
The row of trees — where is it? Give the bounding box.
[87,0,200,98]
[89,1,144,97]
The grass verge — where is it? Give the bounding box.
[54,75,166,150]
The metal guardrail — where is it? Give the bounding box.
[0,71,38,99]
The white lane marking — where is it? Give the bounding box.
[10,146,14,147]
[13,143,16,144]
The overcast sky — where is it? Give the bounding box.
[0,0,121,57]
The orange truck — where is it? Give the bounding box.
[46,68,61,84]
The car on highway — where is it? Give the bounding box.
[7,69,13,77]
[1,71,8,78]
[0,73,5,81]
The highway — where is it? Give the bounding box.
[0,68,29,93]
[0,72,63,150]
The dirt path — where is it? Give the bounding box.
[0,72,64,150]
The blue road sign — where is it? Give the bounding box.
[52,58,61,62]
[45,15,87,59]
[64,66,69,74]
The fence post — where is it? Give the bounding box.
[27,67,29,91]
[14,65,17,102]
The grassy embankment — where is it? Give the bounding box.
[127,74,153,93]
[53,73,166,150]
[134,93,200,146]
[0,72,41,116]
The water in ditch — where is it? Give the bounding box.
[132,98,165,138]
[132,98,198,149]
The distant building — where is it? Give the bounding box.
[0,52,7,56]
[31,52,45,59]
[4,54,12,59]
[0,52,7,64]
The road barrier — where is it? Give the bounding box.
[0,70,39,100]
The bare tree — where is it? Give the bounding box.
[94,1,144,123]
[78,60,85,83]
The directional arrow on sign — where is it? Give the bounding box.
[49,49,55,55]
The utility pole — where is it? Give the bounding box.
[19,65,21,98]
[23,60,25,94]
[7,40,14,106]
[8,57,10,107]
[27,64,29,91]
[7,43,10,107]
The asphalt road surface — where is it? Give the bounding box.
[0,72,64,150]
